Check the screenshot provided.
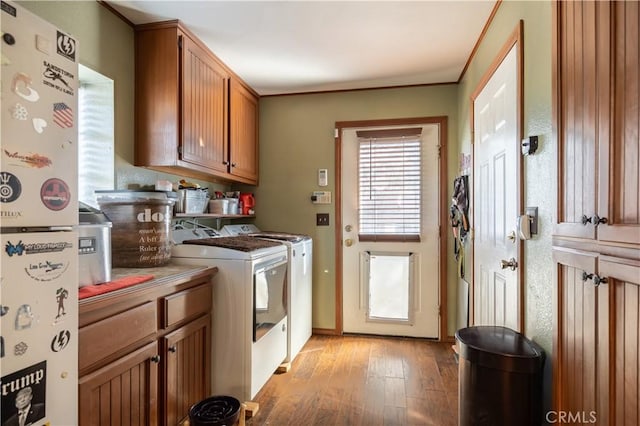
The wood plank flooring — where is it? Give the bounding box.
[248,334,458,426]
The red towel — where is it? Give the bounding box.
[79,275,154,300]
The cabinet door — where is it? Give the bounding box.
[553,248,609,423]
[553,1,605,240]
[597,1,640,246]
[181,34,229,174]
[599,256,640,426]
[229,78,258,184]
[79,342,159,426]
[163,314,211,426]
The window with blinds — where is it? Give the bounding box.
[358,128,422,242]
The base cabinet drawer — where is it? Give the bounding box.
[162,283,211,328]
[79,301,157,372]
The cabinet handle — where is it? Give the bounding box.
[223,161,229,166]
[582,271,593,282]
[168,345,177,353]
[150,355,161,363]
[231,163,237,168]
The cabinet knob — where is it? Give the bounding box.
[582,271,608,287]
[150,355,161,363]
[168,345,177,353]
[223,161,229,166]
[231,163,237,168]
[592,275,608,286]
[581,214,608,227]
[591,215,608,227]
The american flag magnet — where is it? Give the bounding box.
[52,102,72,128]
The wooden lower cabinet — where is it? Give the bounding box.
[554,249,640,425]
[79,267,215,426]
[79,342,159,426]
[163,314,211,425]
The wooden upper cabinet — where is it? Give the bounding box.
[554,2,640,246]
[230,78,259,183]
[181,34,229,175]
[135,21,258,185]
[598,1,640,246]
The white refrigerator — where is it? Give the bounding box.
[1,1,79,425]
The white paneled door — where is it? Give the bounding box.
[341,124,440,338]
[473,44,521,331]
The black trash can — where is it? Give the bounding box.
[455,326,545,426]
[188,395,241,426]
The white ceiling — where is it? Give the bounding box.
[106,1,497,96]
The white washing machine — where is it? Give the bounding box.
[222,224,313,363]
[171,226,288,401]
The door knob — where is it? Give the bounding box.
[344,239,353,247]
[500,258,518,271]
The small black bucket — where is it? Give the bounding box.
[188,396,241,426]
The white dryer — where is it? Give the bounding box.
[222,224,313,363]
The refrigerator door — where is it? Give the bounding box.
[1,231,78,425]
[1,0,78,228]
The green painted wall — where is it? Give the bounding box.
[252,86,459,331]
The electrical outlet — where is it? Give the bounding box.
[316,213,329,226]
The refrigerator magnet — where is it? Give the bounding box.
[52,102,72,128]
[54,287,68,320]
[0,172,22,203]
[13,341,28,356]
[2,32,16,45]
[55,31,76,62]
[40,178,70,211]
[0,361,47,425]
[42,62,73,96]
[0,336,4,357]
[0,305,9,316]
[10,102,28,120]
[11,72,40,102]
[50,330,70,353]
[15,304,34,330]
[32,117,47,134]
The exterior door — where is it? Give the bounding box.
[341,123,440,338]
[472,43,521,330]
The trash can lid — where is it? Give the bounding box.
[455,326,545,373]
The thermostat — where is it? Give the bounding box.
[318,169,328,186]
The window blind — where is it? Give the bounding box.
[358,128,422,242]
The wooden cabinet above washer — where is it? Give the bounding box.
[134,20,259,185]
